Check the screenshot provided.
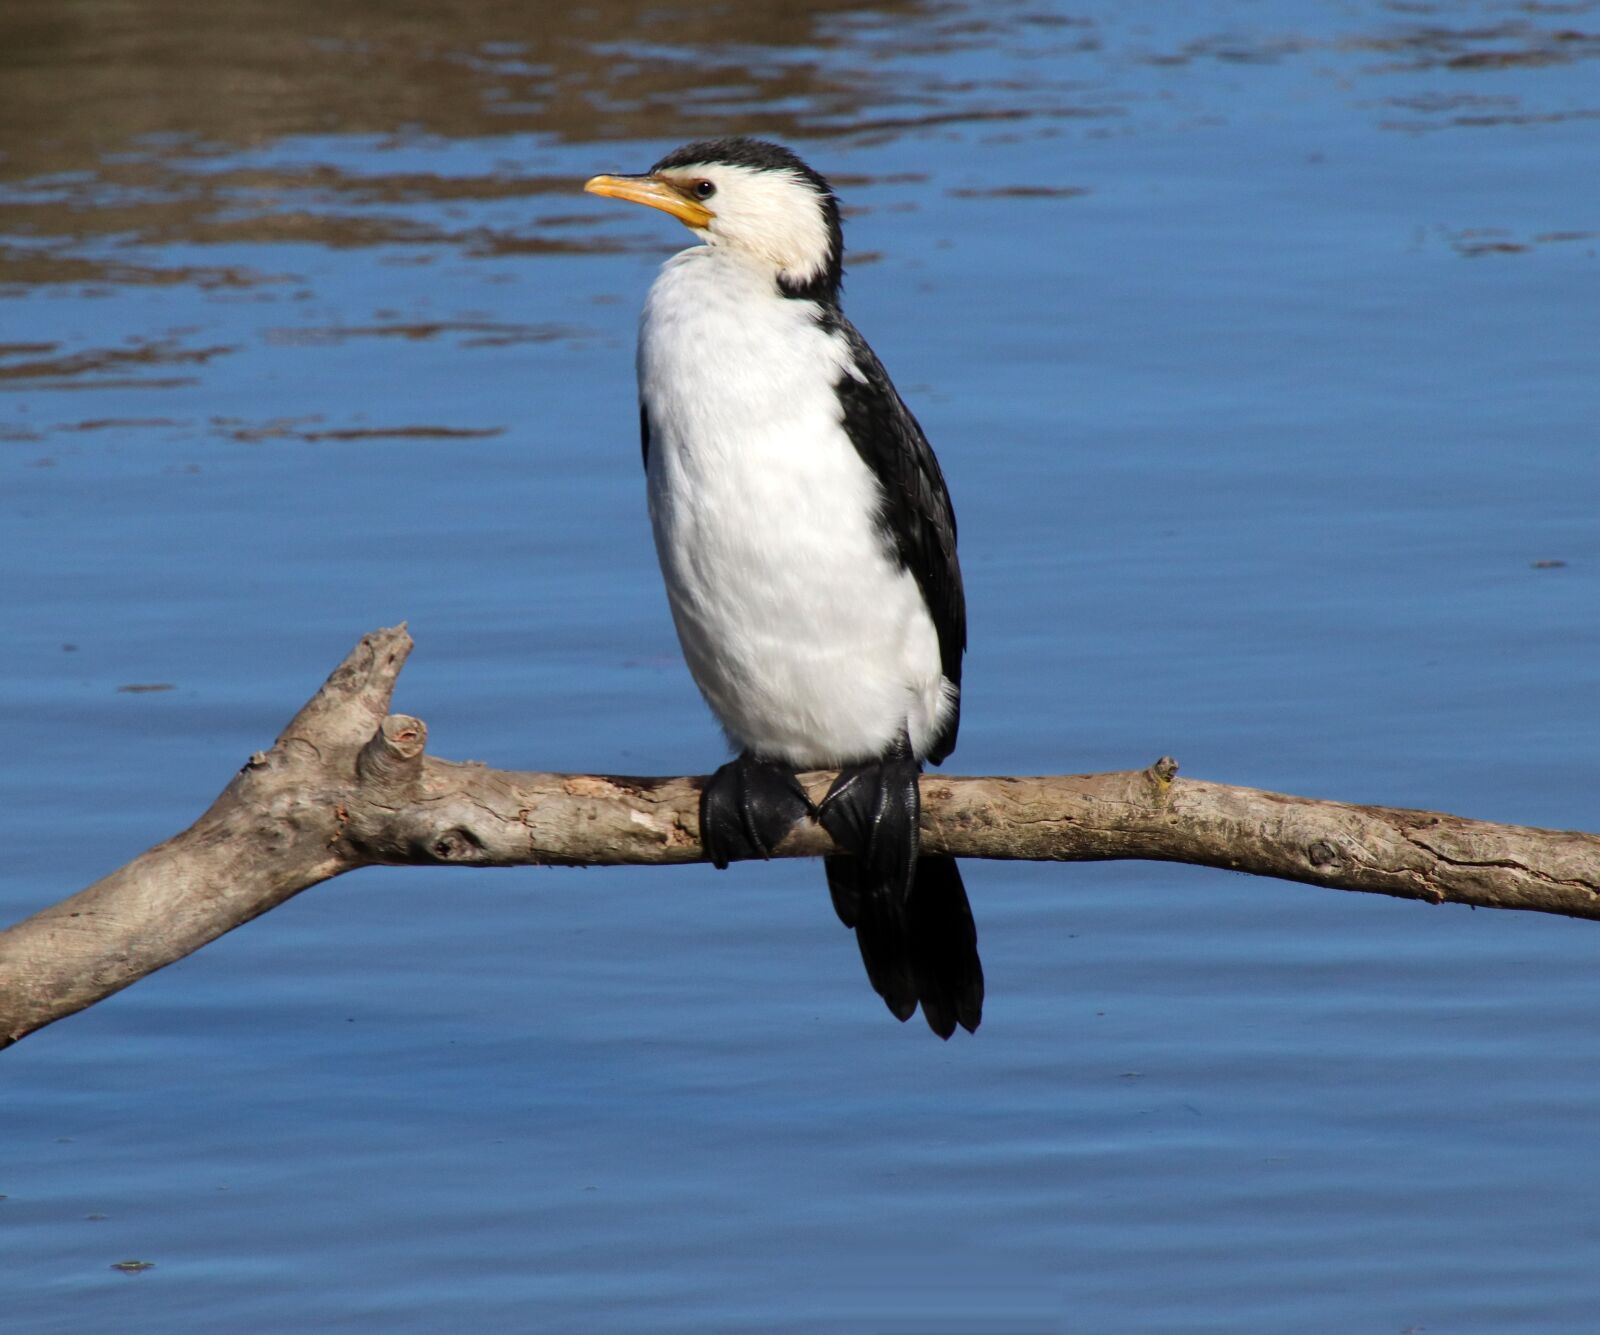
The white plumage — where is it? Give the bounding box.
[640,241,953,767]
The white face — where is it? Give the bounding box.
[655,162,835,289]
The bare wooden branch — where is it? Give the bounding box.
[3,625,1597,1049]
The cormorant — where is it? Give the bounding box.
[586,138,983,1037]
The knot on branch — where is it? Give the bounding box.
[1142,755,1179,807]
[429,827,487,862]
[1307,840,1340,869]
[357,714,427,799]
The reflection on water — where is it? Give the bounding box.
[3,0,1597,405]
[2,1,1597,279]
[4,1,1600,1332]
[1,0,926,171]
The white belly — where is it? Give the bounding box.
[640,248,952,767]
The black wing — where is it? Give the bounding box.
[639,402,651,469]
[833,317,966,764]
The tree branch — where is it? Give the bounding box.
[3,625,1596,1049]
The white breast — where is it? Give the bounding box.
[639,246,952,768]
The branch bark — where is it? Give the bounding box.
[3,624,1597,1049]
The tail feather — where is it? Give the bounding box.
[824,854,861,929]
[826,855,918,1021]
[825,853,984,1038]
[907,856,983,1038]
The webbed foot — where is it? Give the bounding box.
[815,738,921,903]
[699,751,814,869]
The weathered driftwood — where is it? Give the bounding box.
[2,624,1596,1049]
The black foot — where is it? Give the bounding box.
[815,739,921,903]
[699,752,814,869]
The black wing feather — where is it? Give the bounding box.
[832,317,966,763]
[639,402,651,470]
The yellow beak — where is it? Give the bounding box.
[584,174,714,229]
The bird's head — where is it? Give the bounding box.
[585,137,843,302]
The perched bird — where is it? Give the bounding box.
[586,138,982,1037]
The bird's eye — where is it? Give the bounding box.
[691,179,716,200]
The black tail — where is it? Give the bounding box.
[825,854,984,1039]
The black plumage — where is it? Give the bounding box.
[830,318,966,763]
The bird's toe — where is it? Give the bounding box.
[699,752,813,867]
[817,750,921,902]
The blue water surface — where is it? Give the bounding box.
[3,2,1598,1331]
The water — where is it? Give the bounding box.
[4,1,1598,1330]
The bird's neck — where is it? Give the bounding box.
[776,260,841,306]
[691,240,841,308]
